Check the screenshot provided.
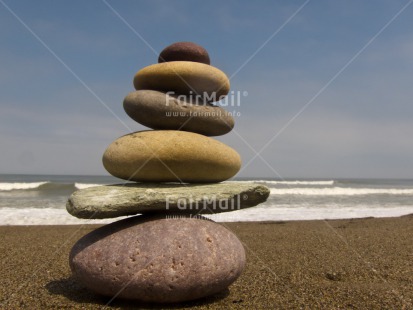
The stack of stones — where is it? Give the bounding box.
[67,42,270,303]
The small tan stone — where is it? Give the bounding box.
[123,90,234,136]
[102,130,241,183]
[133,61,230,101]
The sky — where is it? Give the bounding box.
[1,0,413,179]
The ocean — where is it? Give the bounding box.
[1,174,413,225]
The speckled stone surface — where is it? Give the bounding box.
[69,215,246,303]
[123,90,234,136]
[66,182,270,219]
[102,130,241,183]
[133,62,230,101]
[159,42,210,65]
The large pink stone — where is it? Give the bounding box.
[69,215,245,303]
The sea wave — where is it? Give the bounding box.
[0,182,50,191]
[258,180,334,185]
[208,205,413,222]
[270,187,413,196]
[0,205,412,225]
[227,180,335,185]
[0,207,120,225]
[0,181,104,192]
[74,183,104,190]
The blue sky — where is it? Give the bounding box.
[1,0,413,178]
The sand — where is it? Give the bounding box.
[0,215,412,309]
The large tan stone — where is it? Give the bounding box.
[102,130,241,183]
[133,61,230,101]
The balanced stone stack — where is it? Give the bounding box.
[67,42,270,303]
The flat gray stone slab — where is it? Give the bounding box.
[66,182,270,219]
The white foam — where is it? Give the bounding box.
[74,183,104,190]
[0,205,412,225]
[227,180,335,185]
[0,208,123,225]
[207,205,413,222]
[270,187,413,196]
[256,180,334,185]
[0,182,49,191]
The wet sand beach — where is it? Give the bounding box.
[0,215,412,309]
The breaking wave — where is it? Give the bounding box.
[0,182,50,191]
[270,187,413,196]
[227,180,335,185]
[0,182,103,192]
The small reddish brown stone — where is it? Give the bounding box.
[158,41,210,64]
